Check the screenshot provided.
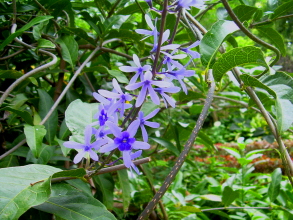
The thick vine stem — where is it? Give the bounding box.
[137,70,215,220]
[221,0,280,67]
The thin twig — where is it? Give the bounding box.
[0,139,27,160]
[250,14,293,28]
[202,206,272,212]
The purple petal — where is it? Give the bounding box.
[91,139,108,150]
[131,150,142,159]
[142,65,151,71]
[105,121,122,137]
[112,78,123,94]
[123,151,132,168]
[162,29,170,44]
[119,66,139,72]
[130,72,140,84]
[133,54,141,67]
[141,125,148,142]
[84,126,92,146]
[131,163,140,175]
[145,14,155,30]
[93,92,110,105]
[132,141,150,150]
[73,151,85,164]
[187,40,200,49]
[100,143,117,153]
[144,108,160,120]
[161,92,176,108]
[127,120,140,137]
[99,90,120,99]
[135,29,153,35]
[178,78,188,94]
[136,85,147,107]
[148,86,160,105]
[161,44,180,51]
[144,121,160,128]
[152,80,171,88]
[162,86,181,93]
[125,81,144,91]
[89,149,99,161]
[144,71,153,81]
[63,141,84,149]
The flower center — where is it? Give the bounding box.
[115,131,136,151]
[144,80,151,86]
[99,109,108,126]
[138,67,143,73]
[84,146,90,151]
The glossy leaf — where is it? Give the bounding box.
[52,168,86,179]
[34,182,116,220]
[220,146,241,159]
[149,137,180,156]
[117,2,148,15]
[270,1,293,19]
[38,89,58,145]
[60,27,96,45]
[222,186,239,206]
[2,107,33,125]
[24,124,47,158]
[57,35,78,70]
[275,98,293,132]
[256,27,286,56]
[37,39,55,49]
[108,70,129,84]
[230,5,258,22]
[0,70,23,79]
[93,173,114,210]
[0,16,53,50]
[268,168,282,202]
[200,20,239,67]
[117,169,131,213]
[0,164,60,220]
[65,99,99,137]
[213,46,270,81]
[37,144,55,164]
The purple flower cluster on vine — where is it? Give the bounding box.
[63,0,205,175]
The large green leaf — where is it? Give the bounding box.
[57,35,78,70]
[229,5,258,22]
[222,186,239,207]
[24,124,47,158]
[93,173,114,210]
[268,168,282,202]
[241,72,293,132]
[0,70,23,79]
[117,169,131,213]
[0,16,53,51]
[65,99,99,138]
[213,46,269,81]
[270,1,293,19]
[0,164,60,220]
[256,27,286,56]
[200,20,239,67]
[34,183,116,220]
[38,89,58,145]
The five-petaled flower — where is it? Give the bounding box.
[64,126,107,164]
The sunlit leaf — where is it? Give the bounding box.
[24,124,47,158]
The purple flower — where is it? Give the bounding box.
[162,51,187,70]
[92,126,112,140]
[154,86,181,108]
[134,109,160,142]
[151,29,180,54]
[175,0,206,11]
[119,54,151,84]
[100,121,150,169]
[164,67,195,94]
[125,71,171,107]
[98,78,132,117]
[144,0,152,8]
[135,14,158,40]
[63,126,107,164]
[180,41,201,59]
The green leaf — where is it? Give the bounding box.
[37,39,55,49]
[56,138,72,157]
[59,27,96,45]
[177,206,201,213]
[117,170,131,213]
[0,16,53,51]
[33,20,49,40]
[0,155,19,168]
[65,99,98,138]
[24,124,47,158]
[270,1,293,19]
[0,70,23,79]
[52,168,86,179]
[1,107,33,125]
[38,89,58,145]
[276,98,293,132]
[213,46,270,81]
[34,182,116,220]
[200,20,239,67]
[37,143,55,164]
[256,27,286,56]
[268,168,282,202]
[220,146,241,159]
[0,164,60,220]
[149,137,180,156]
[198,130,217,151]
[57,35,78,70]
[108,70,129,84]
[229,5,258,22]
[222,186,239,206]
[93,173,114,210]
[117,2,148,15]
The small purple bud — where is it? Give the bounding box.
[145,0,153,8]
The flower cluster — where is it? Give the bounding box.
[63,0,203,175]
